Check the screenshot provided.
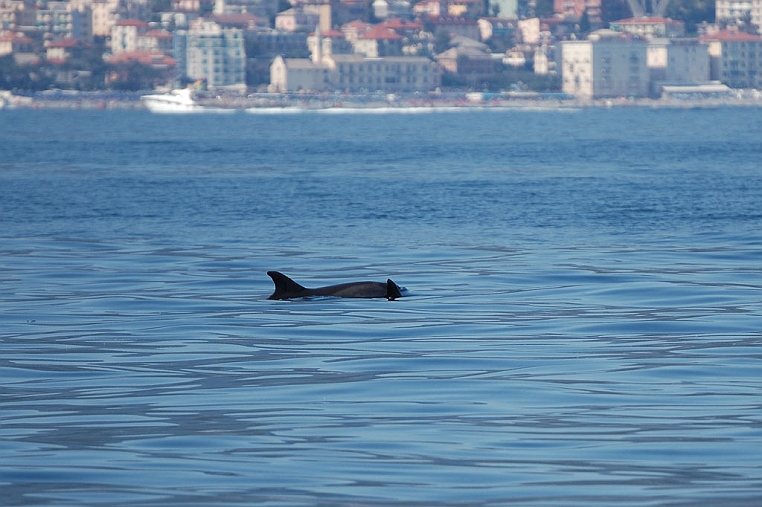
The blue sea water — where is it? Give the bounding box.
[1,106,761,506]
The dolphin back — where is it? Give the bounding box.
[267,271,403,300]
[386,279,402,300]
[267,271,307,300]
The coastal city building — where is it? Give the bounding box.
[46,36,87,62]
[352,24,404,58]
[275,7,319,32]
[561,28,720,99]
[269,25,440,92]
[0,0,37,31]
[436,34,493,84]
[110,19,148,54]
[429,15,480,40]
[36,1,93,42]
[215,0,276,20]
[138,28,173,54]
[0,30,36,64]
[561,30,649,98]
[715,0,762,31]
[647,38,711,94]
[609,16,685,39]
[2,0,762,99]
[91,0,120,38]
[553,0,601,20]
[699,27,762,89]
[183,18,246,88]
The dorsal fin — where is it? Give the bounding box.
[267,271,306,299]
[386,279,402,300]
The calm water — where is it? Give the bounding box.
[1,107,761,506]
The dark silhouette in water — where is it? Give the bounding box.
[267,271,402,300]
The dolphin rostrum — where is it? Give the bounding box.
[267,271,402,300]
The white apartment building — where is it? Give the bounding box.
[561,31,649,98]
[609,17,685,39]
[699,28,762,89]
[333,55,440,91]
[274,7,319,32]
[0,0,37,31]
[270,29,440,93]
[36,1,93,42]
[270,55,330,92]
[270,54,440,93]
[111,19,148,54]
[647,38,710,93]
[185,18,245,88]
[91,0,120,38]
[716,0,762,29]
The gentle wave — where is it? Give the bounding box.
[2,108,761,506]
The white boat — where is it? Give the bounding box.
[0,90,13,109]
[141,88,204,113]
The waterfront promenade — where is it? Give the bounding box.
[4,89,762,111]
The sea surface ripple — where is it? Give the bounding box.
[1,107,761,506]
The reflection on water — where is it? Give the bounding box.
[2,108,762,506]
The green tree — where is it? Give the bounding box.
[579,9,591,33]
[108,61,162,91]
[534,0,554,17]
[78,41,110,90]
[482,67,561,92]
[600,0,631,24]
[665,0,715,34]
[0,55,53,91]
[433,31,452,54]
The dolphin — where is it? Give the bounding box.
[267,271,402,300]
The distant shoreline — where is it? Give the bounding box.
[4,90,762,111]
